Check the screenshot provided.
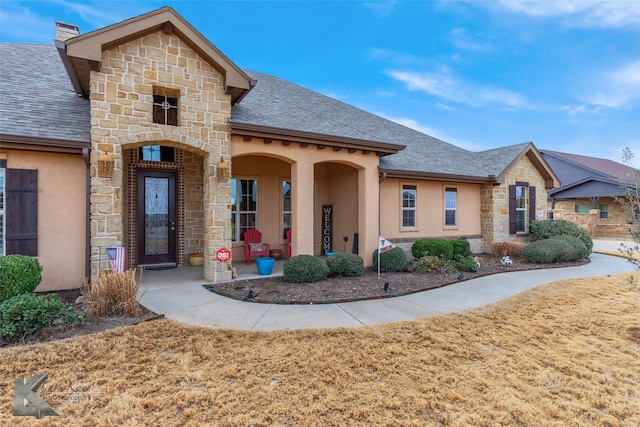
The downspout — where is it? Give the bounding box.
[83,147,91,283]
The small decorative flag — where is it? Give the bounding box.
[106,247,125,273]
[378,236,395,253]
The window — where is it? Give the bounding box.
[282,180,291,240]
[599,204,608,219]
[138,145,175,162]
[152,87,179,126]
[231,178,258,242]
[402,185,416,228]
[515,186,527,232]
[575,204,591,214]
[0,163,4,256]
[509,183,536,234]
[445,187,457,227]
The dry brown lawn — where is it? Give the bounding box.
[1,273,639,426]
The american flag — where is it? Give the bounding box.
[106,247,126,273]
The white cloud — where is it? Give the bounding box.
[51,0,145,29]
[362,1,398,17]
[583,60,640,107]
[378,114,482,150]
[387,69,530,109]
[487,0,640,28]
[449,28,492,52]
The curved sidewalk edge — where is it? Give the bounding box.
[137,253,638,332]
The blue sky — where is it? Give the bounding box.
[1,1,639,162]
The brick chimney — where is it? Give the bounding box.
[55,20,79,41]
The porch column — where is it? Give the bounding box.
[358,166,379,267]
[203,154,232,282]
[291,158,314,256]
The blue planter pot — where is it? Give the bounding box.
[325,251,337,257]
[256,257,275,275]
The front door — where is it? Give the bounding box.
[137,171,176,265]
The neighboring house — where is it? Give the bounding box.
[0,7,558,292]
[541,150,638,238]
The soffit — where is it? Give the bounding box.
[61,6,253,103]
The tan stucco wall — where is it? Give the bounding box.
[89,30,232,282]
[1,149,86,291]
[231,136,380,265]
[380,179,482,240]
[481,154,548,248]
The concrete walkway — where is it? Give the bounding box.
[137,244,637,331]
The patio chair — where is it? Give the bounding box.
[243,229,270,264]
[285,228,292,258]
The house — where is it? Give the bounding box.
[541,150,639,237]
[0,7,558,292]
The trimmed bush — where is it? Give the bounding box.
[326,253,364,277]
[530,219,593,255]
[0,255,43,302]
[413,255,454,274]
[490,241,526,258]
[522,235,587,263]
[411,238,454,259]
[0,293,83,343]
[284,255,329,283]
[372,247,408,272]
[451,238,472,258]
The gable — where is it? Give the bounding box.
[58,6,253,103]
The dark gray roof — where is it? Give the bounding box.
[0,44,534,181]
[0,43,90,143]
[234,71,529,180]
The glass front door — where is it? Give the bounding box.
[137,171,176,265]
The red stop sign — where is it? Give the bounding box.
[216,248,231,262]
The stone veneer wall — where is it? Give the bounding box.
[553,197,632,237]
[183,150,204,254]
[89,30,232,282]
[480,155,548,250]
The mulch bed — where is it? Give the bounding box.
[205,255,590,304]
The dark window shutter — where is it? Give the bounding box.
[6,169,38,256]
[529,186,536,226]
[508,185,516,234]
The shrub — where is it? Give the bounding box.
[411,238,454,259]
[490,241,526,258]
[451,238,472,258]
[0,293,83,343]
[372,247,408,272]
[530,219,593,255]
[413,255,454,274]
[326,253,364,277]
[522,236,587,263]
[284,255,329,283]
[453,255,479,272]
[0,255,43,302]
[82,269,141,317]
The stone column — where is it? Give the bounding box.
[203,154,232,282]
[291,158,315,256]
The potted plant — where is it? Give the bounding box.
[188,250,204,267]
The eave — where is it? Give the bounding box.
[0,134,89,154]
[380,168,498,184]
[230,122,405,156]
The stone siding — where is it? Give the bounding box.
[481,155,548,250]
[553,197,633,238]
[89,30,232,282]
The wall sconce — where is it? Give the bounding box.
[216,156,230,182]
[97,153,115,178]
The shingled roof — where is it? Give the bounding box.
[542,150,636,184]
[1,42,550,184]
[0,43,90,144]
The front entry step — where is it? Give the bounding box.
[140,263,178,270]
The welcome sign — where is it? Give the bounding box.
[322,205,332,255]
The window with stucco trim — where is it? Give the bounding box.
[445,187,457,227]
[402,185,416,228]
[282,180,291,240]
[231,178,258,242]
[152,87,179,126]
